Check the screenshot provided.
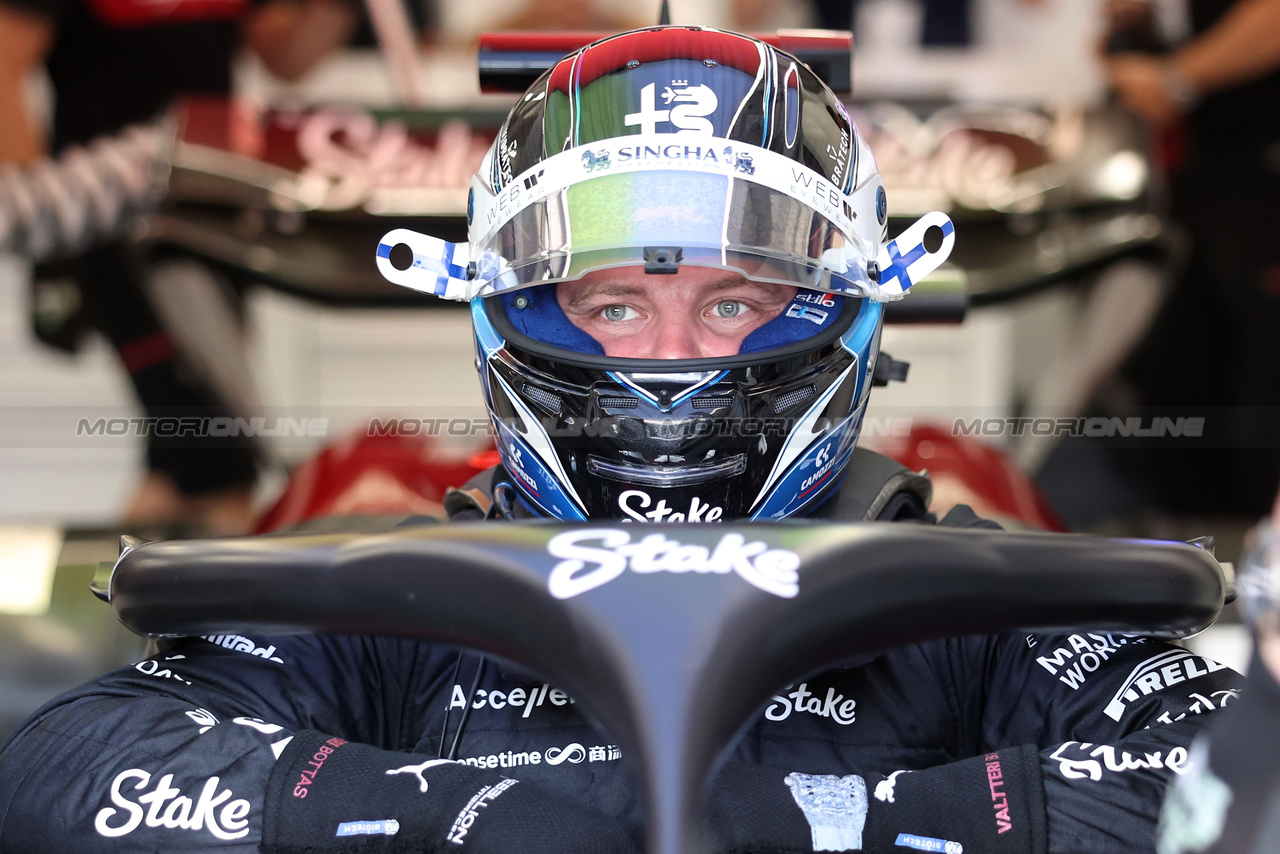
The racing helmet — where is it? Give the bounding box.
[378,26,953,521]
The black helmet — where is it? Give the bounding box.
[378,26,953,521]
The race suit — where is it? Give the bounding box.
[0,453,1242,853]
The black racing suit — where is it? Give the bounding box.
[0,452,1242,853]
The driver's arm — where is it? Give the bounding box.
[0,635,635,853]
[977,631,1242,853]
[0,1,55,164]
[1169,0,1280,95]
[241,0,358,83]
[705,632,1241,854]
[1107,0,1280,128]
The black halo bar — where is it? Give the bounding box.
[98,521,1224,854]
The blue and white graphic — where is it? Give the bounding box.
[376,228,472,300]
[723,146,756,174]
[581,149,612,172]
[873,211,955,298]
[336,820,400,837]
[786,303,829,325]
[471,298,505,360]
[894,833,962,853]
[491,374,587,520]
[750,360,858,514]
[751,411,860,520]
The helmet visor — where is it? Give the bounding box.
[472,168,876,296]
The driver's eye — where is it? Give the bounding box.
[602,305,636,322]
[714,300,745,318]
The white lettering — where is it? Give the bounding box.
[624,84,671,135]
[1050,742,1196,782]
[1035,633,1142,690]
[231,717,285,735]
[623,82,718,136]
[547,530,800,599]
[134,657,191,685]
[618,490,724,524]
[449,681,574,717]
[94,770,251,840]
[95,770,149,837]
[666,83,718,135]
[544,743,587,765]
[1104,651,1228,721]
[545,529,630,598]
[201,634,284,664]
[763,682,857,725]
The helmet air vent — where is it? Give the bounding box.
[586,453,747,488]
[692,396,734,410]
[599,396,640,410]
[522,384,563,415]
[774,385,817,413]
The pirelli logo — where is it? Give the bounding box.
[1103,650,1229,721]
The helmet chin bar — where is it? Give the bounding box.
[374,210,956,303]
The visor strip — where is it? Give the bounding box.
[470,133,860,248]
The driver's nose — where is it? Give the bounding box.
[643,314,705,360]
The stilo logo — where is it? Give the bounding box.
[794,291,836,307]
[546,529,800,599]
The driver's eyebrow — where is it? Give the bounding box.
[561,283,647,307]
[562,275,779,308]
[705,277,787,298]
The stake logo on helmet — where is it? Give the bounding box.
[376,26,955,522]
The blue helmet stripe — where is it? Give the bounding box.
[472,299,505,359]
